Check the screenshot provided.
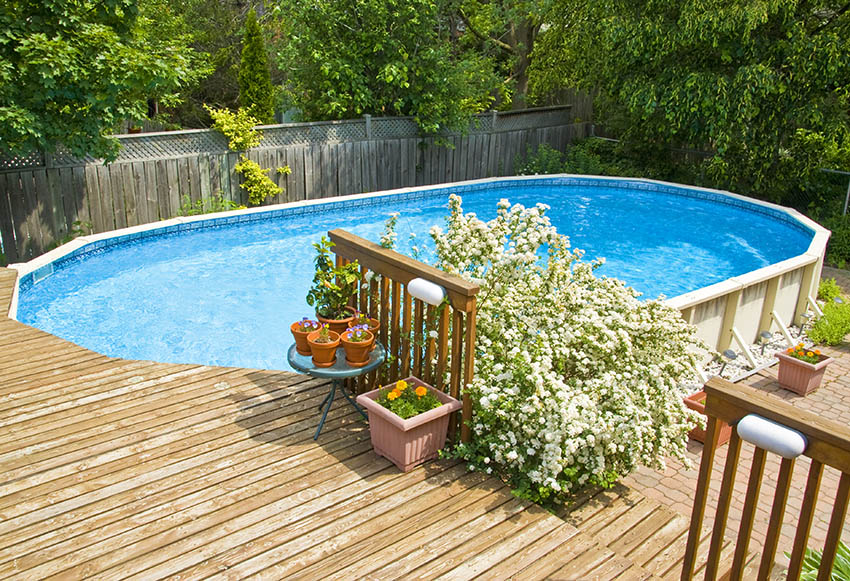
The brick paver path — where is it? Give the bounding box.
[623,281,850,570]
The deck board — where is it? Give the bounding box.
[0,266,705,579]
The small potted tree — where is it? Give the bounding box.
[306,236,360,333]
[356,377,462,472]
[776,343,833,396]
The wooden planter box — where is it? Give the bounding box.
[684,390,732,445]
[356,377,462,472]
[776,351,832,396]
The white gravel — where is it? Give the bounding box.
[681,319,820,395]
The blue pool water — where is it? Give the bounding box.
[16,178,813,371]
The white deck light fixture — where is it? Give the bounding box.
[736,414,807,458]
[407,278,447,306]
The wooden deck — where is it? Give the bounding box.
[0,266,719,580]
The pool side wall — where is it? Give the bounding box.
[7,175,830,353]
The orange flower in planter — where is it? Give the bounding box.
[415,385,427,397]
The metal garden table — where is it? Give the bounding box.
[287,342,386,440]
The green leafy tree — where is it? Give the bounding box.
[0,0,208,160]
[239,8,276,124]
[452,0,551,109]
[530,0,850,201]
[155,0,249,127]
[273,0,498,133]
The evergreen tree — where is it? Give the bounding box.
[238,9,275,124]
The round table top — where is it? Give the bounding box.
[287,342,386,379]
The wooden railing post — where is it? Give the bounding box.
[461,297,476,443]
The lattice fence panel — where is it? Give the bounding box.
[0,106,575,170]
[468,113,495,134]
[371,117,420,139]
[117,131,230,161]
[0,150,44,171]
[260,120,366,146]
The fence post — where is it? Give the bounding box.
[363,114,372,140]
[490,110,498,132]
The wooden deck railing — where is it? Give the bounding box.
[328,229,480,442]
[683,377,850,580]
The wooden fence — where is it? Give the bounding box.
[0,106,590,264]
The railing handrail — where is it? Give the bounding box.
[327,228,479,442]
[684,376,850,580]
[704,376,850,472]
[328,229,479,312]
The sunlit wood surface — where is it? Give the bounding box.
[0,267,716,580]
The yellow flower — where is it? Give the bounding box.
[396,380,408,391]
[415,385,427,397]
[387,391,399,401]
[806,351,814,357]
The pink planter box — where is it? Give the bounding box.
[356,377,462,472]
[776,351,832,396]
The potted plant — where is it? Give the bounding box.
[683,390,732,445]
[306,236,361,334]
[306,324,340,367]
[776,343,832,396]
[290,317,321,355]
[356,377,462,472]
[339,324,374,367]
[350,309,380,349]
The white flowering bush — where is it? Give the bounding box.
[430,195,708,504]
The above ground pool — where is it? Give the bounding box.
[14,176,815,371]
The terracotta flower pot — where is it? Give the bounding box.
[290,320,320,356]
[349,313,380,350]
[317,313,354,335]
[364,317,380,350]
[776,351,832,396]
[340,329,374,368]
[356,377,462,472]
[306,329,340,368]
[684,390,732,445]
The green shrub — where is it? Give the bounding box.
[822,214,850,269]
[177,194,245,217]
[516,144,566,175]
[808,301,850,346]
[515,139,685,181]
[787,540,850,581]
[206,105,262,151]
[234,155,282,205]
[818,278,843,303]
